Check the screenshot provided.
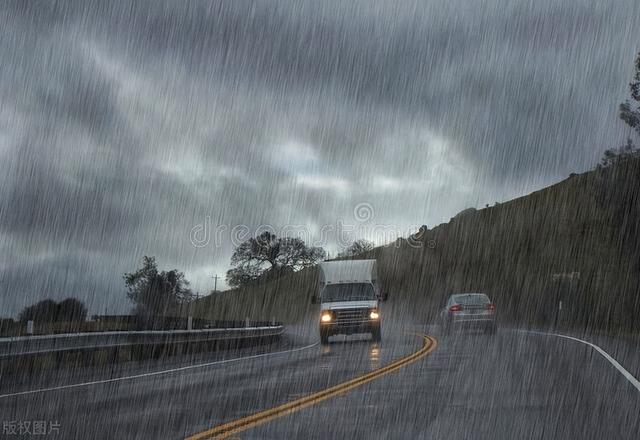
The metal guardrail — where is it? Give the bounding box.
[0,325,285,360]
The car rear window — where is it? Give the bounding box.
[454,294,490,305]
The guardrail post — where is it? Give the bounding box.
[187,316,193,331]
[245,317,250,327]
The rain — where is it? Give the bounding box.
[1,0,639,438]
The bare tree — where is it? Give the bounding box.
[226,232,326,288]
[338,239,375,258]
[124,256,194,317]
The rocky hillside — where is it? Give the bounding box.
[197,157,640,333]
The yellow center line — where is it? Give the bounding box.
[186,334,438,440]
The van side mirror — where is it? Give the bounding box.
[311,295,319,304]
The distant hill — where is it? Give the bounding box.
[196,157,640,333]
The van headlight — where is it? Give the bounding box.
[369,309,380,320]
[321,312,332,323]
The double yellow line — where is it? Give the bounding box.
[186,334,437,440]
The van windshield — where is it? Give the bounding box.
[322,283,376,302]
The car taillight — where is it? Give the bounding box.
[486,303,496,311]
[449,304,462,312]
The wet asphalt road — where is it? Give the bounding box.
[1,324,639,439]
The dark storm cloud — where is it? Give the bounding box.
[37,60,119,140]
[0,0,638,315]
[96,0,636,181]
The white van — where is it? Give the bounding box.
[312,260,387,344]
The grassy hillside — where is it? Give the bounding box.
[196,158,640,333]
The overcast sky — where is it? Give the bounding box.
[1,0,638,316]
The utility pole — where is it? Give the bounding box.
[211,274,220,293]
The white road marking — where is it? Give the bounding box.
[0,341,318,399]
[525,330,640,392]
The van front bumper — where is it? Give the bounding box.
[320,320,380,335]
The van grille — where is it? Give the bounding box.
[333,308,369,323]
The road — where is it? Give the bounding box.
[1,323,639,439]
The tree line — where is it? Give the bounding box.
[18,298,87,323]
[124,237,375,316]
[7,236,373,325]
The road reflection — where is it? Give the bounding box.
[370,343,381,369]
[319,339,382,370]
